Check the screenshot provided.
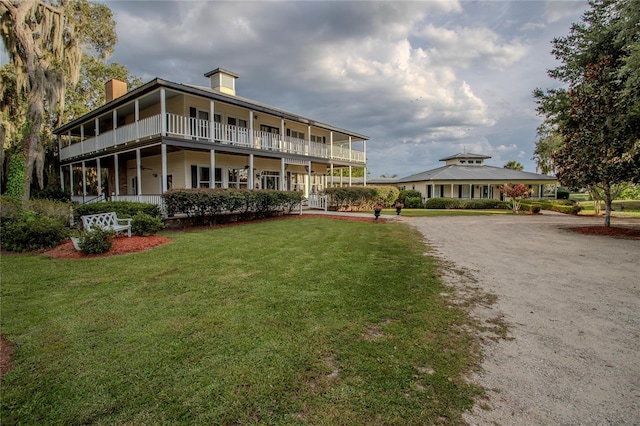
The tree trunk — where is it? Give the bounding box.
[603,183,612,228]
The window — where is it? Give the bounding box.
[228,167,248,189]
[214,167,222,188]
[289,129,305,139]
[260,124,280,134]
[189,107,209,139]
[199,167,210,188]
[311,135,325,143]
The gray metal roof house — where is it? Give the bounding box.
[395,153,557,200]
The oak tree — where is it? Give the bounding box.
[534,0,640,227]
[0,0,116,199]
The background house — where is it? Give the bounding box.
[54,68,369,206]
[395,153,557,201]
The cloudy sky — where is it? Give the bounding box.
[100,0,588,178]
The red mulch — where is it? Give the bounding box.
[567,226,640,239]
[43,235,173,259]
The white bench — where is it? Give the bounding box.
[81,212,132,237]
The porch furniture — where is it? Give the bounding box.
[81,212,132,237]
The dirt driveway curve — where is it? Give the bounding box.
[402,213,640,425]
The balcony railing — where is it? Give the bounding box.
[60,113,365,164]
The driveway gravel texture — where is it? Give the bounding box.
[402,213,640,426]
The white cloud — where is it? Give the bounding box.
[544,0,587,24]
[417,24,530,70]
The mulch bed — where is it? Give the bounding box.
[568,226,640,239]
[43,235,173,259]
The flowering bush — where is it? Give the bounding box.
[499,183,531,213]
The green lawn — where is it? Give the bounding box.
[383,208,510,217]
[1,218,482,425]
[577,200,640,218]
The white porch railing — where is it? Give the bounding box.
[60,113,365,164]
[307,194,328,211]
[111,194,165,210]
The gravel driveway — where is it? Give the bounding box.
[402,213,640,425]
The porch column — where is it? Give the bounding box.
[69,165,73,197]
[330,132,333,160]
[97,158,102,196]
[135,99,140,141]
[112,109,117,146]
[136,148,142,195]
[307,125,312,156]
[209,148,215,189]
[432,184,436,198]
[281,158,285,191]
[330,163,334,187]
[114,154,120,196]
[162,145,168,192]
[451,183,454,198]
[248,109,254,147]
[210,101,216,141]
[349,136,352,162]
[82,161,87,199]
[349,165,352,187]
[160,88,166,136]
[280,119,285,152]
[363,140,367,186]
[469,184,472,199]
[94,118,99,152]
[307,161,312,196]
[249,154,254,189]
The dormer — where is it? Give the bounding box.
[439,152,490,166]
[204,68,240,96]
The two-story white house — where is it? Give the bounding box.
[54,68,368,206]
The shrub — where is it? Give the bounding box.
[531,204,542,214]
[0,196,72,227]
[131,213,165,236]
[557,188,570,199]
[32,187,71,202]
[74,201,160,222]
[424,198,510,210]
[404,196,423,208]
[0,210,70,252]
[163,189,303,225]
[398,190,422,206]
[79,228,114,254]
[464,199,509,209]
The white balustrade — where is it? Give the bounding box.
[59,112,364,164]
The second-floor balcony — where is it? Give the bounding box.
[59,113,366,164]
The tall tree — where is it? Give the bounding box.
[0,0,116,200]
[534,0,640,227]
[503,160,524,171]
[63,55,142,123]
[533,123,562,175]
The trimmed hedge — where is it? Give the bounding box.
[521,199,582,214]
[74,201,161,222]
[424,198,509,210]
[325,186,400,211]
[163,189,303,225]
